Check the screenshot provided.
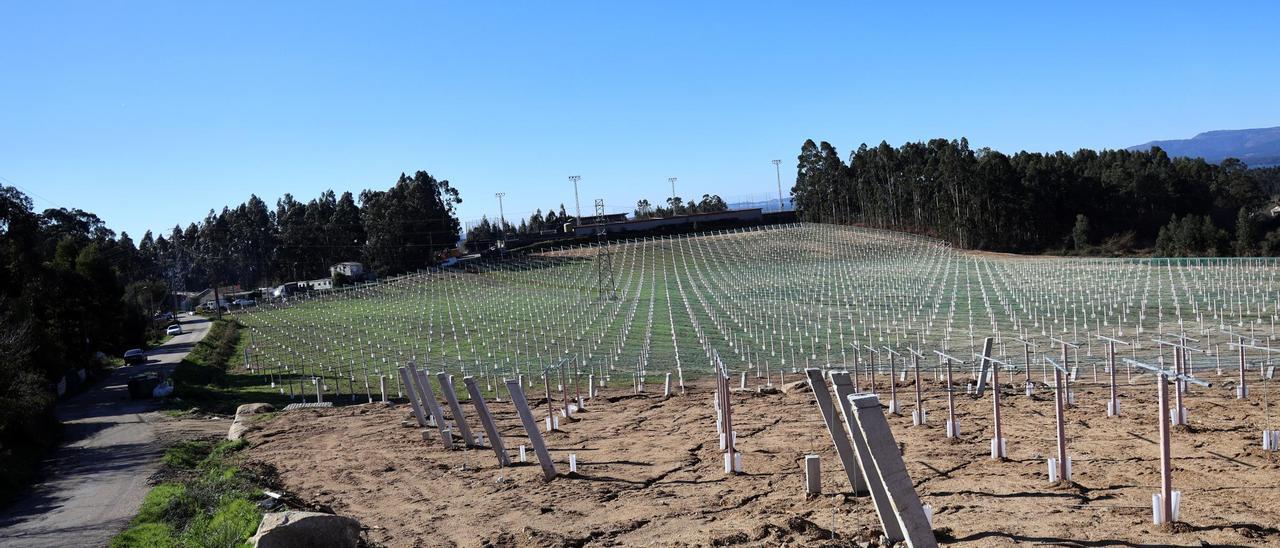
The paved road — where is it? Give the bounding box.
[0,315,213,547]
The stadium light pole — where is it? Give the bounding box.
[772,159,783,211]
[668,177,678,214]
[569,176,582,226]
[494,192,507,234]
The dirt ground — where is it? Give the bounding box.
[242,372,1280,547]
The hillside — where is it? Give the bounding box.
[1128,126,1280,166]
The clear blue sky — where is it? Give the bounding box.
[3,1,1278,239]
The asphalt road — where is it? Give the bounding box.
[0,315,213,547]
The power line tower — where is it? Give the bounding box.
[594,199,616,301]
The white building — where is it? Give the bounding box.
[330,261,365,278]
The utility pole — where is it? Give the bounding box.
[772,159,783,212]
[569,176,582,226]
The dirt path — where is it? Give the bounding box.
[0,316,215,548]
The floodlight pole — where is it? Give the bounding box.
[772,159,783,211]
[569,176,582,226]
[668,177,678,213]
[494,192,507,239]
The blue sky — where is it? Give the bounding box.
[3,1,1278,239]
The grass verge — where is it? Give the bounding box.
[110,439,261,548]
[164,319,289,416]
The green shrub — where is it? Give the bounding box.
[162,440,212,469]
[113,431,261,548]
[201,439,248,469]
[181,497,262,548]
[134,483,187,524]
[109,522,179,548]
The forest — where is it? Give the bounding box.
[790,138,1280,256]
[140,170,461,293]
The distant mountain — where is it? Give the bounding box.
[1127,126,1280,167]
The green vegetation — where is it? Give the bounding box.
[0,187,168,504]
[790,139,1280,256]
[167,319,289,416]
[110,439,261,548]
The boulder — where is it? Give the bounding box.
[781,380,811,394]
[228,402,275,440]
[250,511,361,548]
[227,421,253,440]
[237,403,275,417]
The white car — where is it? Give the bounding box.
[233,298,256,307]
[165,324,183,336]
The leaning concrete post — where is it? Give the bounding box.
[414,367,453,449]
[506,379,557,481]
[842,392,937,547]
[438,372,475,447]
[397,367,427,427]
[829,371,901,537]
[464,376,509,467]
[804,368,866,495]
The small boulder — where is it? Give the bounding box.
[228,403,275,440]
[236,403,275,417]
[250,511,361,548]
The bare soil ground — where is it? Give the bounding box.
[242,374,1280,547]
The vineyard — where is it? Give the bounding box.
[235,224,1280,546]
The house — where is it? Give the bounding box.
[330,262,365,278]
[301,278,333,291]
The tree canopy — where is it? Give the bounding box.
[790,138,1279,256]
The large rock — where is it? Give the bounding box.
[250,511,361,548]
[237,403,275,416]
[781,380,811,394]
[228,402,275,440]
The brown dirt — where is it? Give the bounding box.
[242,375,1280,547]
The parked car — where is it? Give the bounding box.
[233,298,256,307]
[124,348,147,365]
[166,324,183,336]
[152,311,175,322]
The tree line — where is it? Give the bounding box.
[791,138,1280,256]
[463,193,730,243]
[1,186,168,498]
[148,171,461,293]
